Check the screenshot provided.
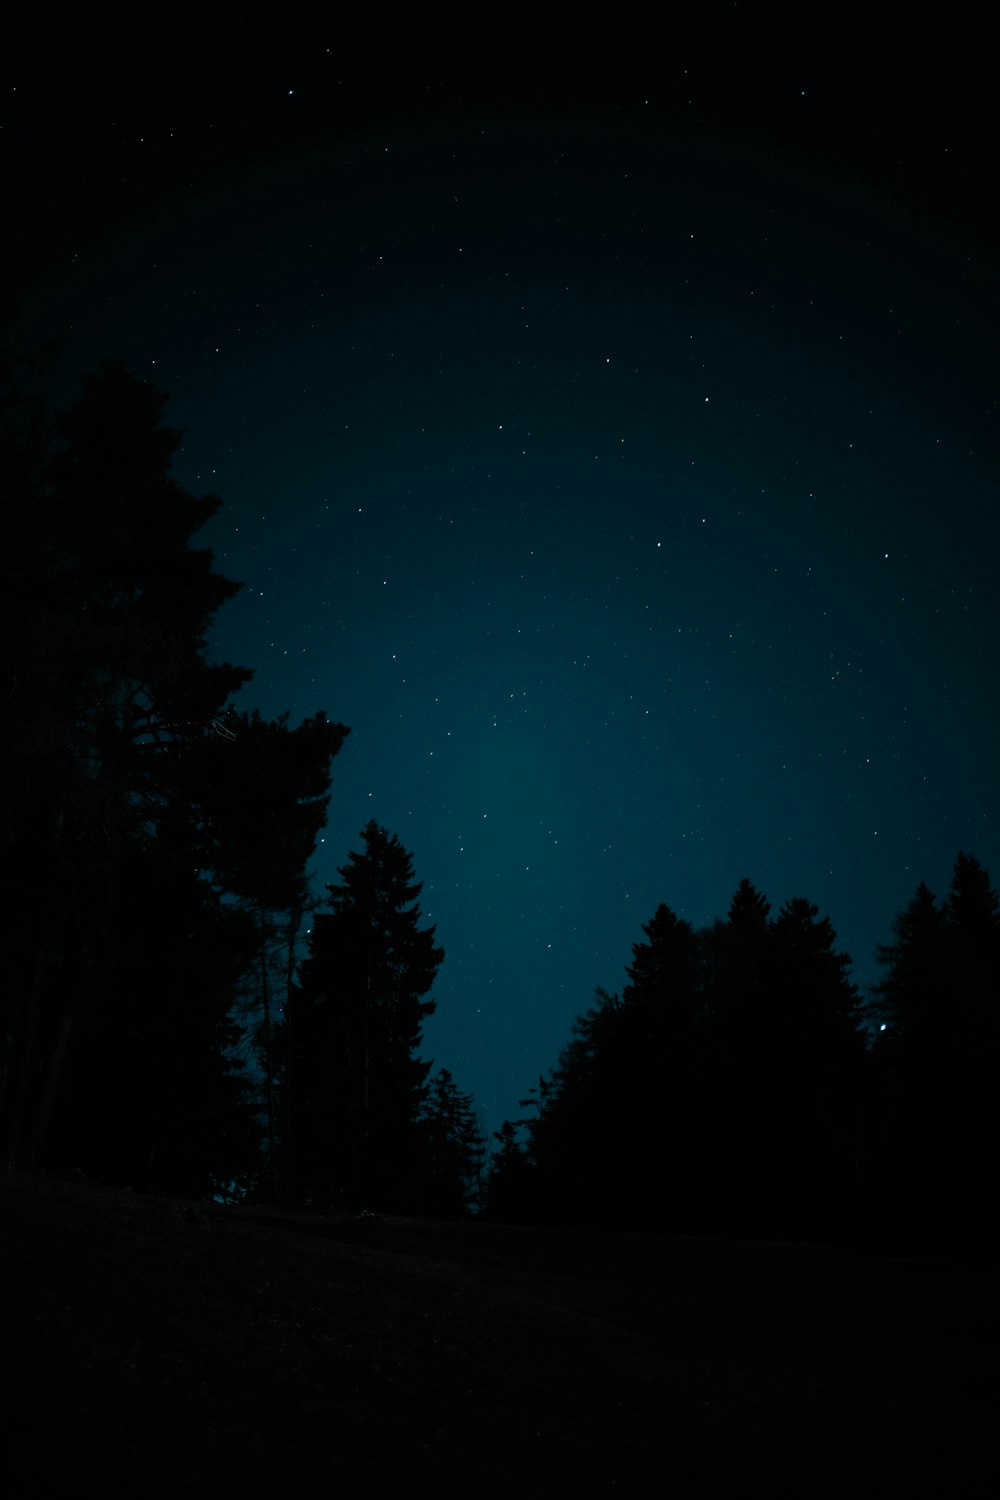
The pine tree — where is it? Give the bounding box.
[484,1119,537,1222]
[44,837,262,1196]
[871,881,947,1060]
[874,855,1000,1235]
[701,880,774,1229]
[767,897,866,1236]
[620,903,707,1224]
[869,878,949,1227]
[945,853,1000,1047]
[1,361,252,1172]
[526,987,626,1223]
[192,708,348,1200]
[417,1068,486,1218]
[286,822,443,1209]
[942,854,999,1231]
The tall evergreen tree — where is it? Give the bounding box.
[416,1067,486,1218]
[43,837,261,1196]
[1,361,252,1172]
[766,897,866,1236]
[192,707,348,1200]
[522,882,866,1238]
[942,854,999,1231]
[484,1119,537,1223]
[873,855,999,1236]
[870,879,950,1229]
[619,905,706,1223]
[286,822,442,1209]
[526,986,626,1223]
[702,879,773,1229]
[945,852,1000,1047]
[870,881,947,1059]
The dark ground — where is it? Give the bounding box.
[3,1170,998,1497]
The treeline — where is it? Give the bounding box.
[3,361,996,1244]
[0,359,483,1212]
[487,858,999,1246]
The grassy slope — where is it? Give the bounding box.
[4,1171,998,1496]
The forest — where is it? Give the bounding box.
[2,360,997,1248]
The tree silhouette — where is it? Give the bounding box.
[620,903,707,1223]
[484,1119,538,1222]
[945,852,1000,1048]
[286,821,442,1209]
[515,881,867,1237]
[765,896,866,1236]
[1,361,251,1173]
[416,1067,486,1217]
[42,835,261,1196]
[872,854,999,1236]
[526,986,625,1223]
[193,708,348,1200]
[695,880,774,1229]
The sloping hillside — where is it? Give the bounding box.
[4,1171,998,1496]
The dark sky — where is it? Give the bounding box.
[6,5,998,1136]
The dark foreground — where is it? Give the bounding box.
[3,1171,998,1496]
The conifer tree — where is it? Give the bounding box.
[766,896,866,1234]
[525,987,626,1223]
[871,881,947,1059]
[287,822,442,1209]
[873,855,999,1234]
[417,1067,486,1217]
[701,880,774,1227]
[870,879,950,1225]
[942,853,999,1230]
[484,1119,537,1222]
[192,707,348,1199]
[619,905,706,1222]
[945,852,1000,1046]
[0,361,252,1173]
[521,882,866,1237]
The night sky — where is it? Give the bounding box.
[7,7,998,1137]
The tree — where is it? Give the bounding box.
[525,987,629,1224]
[286,822,443,1209]
[0,361,252,1173]
[699,881,868,1236]
[484,1119,537,1222]
[698,880,774,1229]
[870,878,950,1228]
[193,708,348,1200]
[518,881,867,1238]
[942,854,1000,1231]
[42,836,262,1196]
[945,852,1000,1047]
[416,1068,486,1218]
[619,903,707,1223]
[766,896,866,1235]
[872,855,1000,1236]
